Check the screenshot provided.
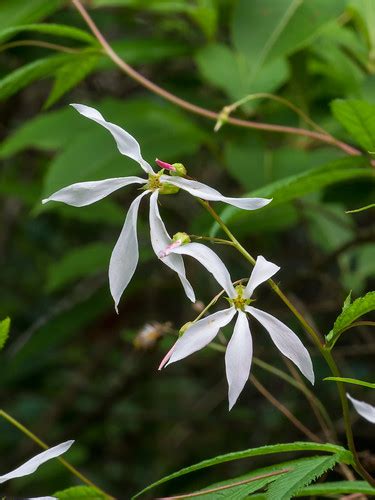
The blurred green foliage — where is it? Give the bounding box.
[0,0,374,498]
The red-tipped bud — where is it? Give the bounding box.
[155,158,176,171]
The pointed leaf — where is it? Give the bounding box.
[0,23,96,44]
[326,291,375,347]
[331,99,375,151]
[0,317,10,351]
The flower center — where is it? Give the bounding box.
[147,173,162,191]
[146,171,180,195]
[228,284,253,311]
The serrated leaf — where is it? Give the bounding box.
[324,377,375,389]
[131,442,352,499]
[296,480,375,496]
[0,54,74,101]
[0,23,96,45]
[46,242,112,292]
[266,454,340,499]
[53,485,106,499]
[326,291,375,346]
[44,51,100,108]
[331,99,375,152]
[0,317,10,350]
[0,0,62,33]
[212,157,374,235]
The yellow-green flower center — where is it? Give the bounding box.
[146,171,180,195]
[228,284,253,311]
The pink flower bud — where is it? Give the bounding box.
[155,158,176,171]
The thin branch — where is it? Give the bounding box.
[71,0,363,158]
[250,375,322,443]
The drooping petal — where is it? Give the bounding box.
[166,308,236,365]
[70,103,154,174]
[246,306,314,384]
[42,177,146,207]
[169,242,236,298]
[244,255,280,299]
[109,190,149,312]
[225,311,253,410]
[160,175,271,210]
[347,394,375,424]
[0,441,74,484]
[149,191,195,302]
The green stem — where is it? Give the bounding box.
[199,199,375,486]
[0,409,114,499]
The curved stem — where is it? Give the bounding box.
[71,0,362,158]
[198,199,375,486]
[0,409,114,499]
[0,40,83,54]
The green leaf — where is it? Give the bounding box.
[46,242,112,292]
[212,157,374,235]
[331,99,375,151]
[53,485,106,499]
[195,43,288,102]
[44,51,100,108]
[0,23,96,44]
[324,377,375,389]
[0,0,63,33]
[232,0,345,64]
[326,291,375,347]
[0,107,89,157]
[0,53,73,101]
[131,442,352,499]
[0,317,10,351]
[295,480,375,496]
[266,454,340,499]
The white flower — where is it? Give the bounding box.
[347,394,375,423]
[42,104,272,311]
[0,440,74,484]
[160,244,314,409]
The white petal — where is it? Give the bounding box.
[0,440,74,484]
[347,394,375,424]
[70,103,154,174]
[42,177,146,207]
[170,242,236,298]
[225,311,253,410]
[244,255,280,298]
[109,191,149,311]
[160,176,271,210]
[149,191,195,302]
[246,306,315,384]
[167,308,236,365]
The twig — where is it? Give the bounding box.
[71,0,363,158]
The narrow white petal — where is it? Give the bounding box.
[244,255,280,298]
[167,308,236,365]
[170,242,236,298]
[347,394,375,424]
[42,177,146,207]
[246,306,315,384]
[0,441,74,484]
[225,311,253,410]
[160,176,271,210]
[70,103,154,174]
[109,191,149,311]
[149,191,195,302]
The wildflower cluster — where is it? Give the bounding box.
[43,104,314,409]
